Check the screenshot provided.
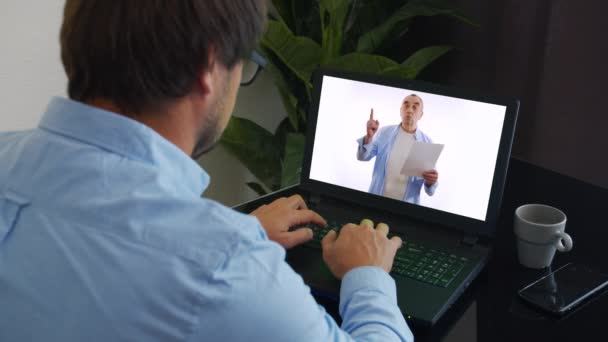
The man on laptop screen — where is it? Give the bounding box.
[310,76,507,222]
[357,94,439,204]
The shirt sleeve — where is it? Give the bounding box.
[356,136,377,161]
[340,267,413,341]
[188,236,413,342]
[424,181,438,196]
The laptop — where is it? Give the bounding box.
[234,68,519,326]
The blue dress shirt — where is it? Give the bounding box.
[0,97,413,341]
[357,124,438,204]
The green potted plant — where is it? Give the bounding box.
[220,0,475,195]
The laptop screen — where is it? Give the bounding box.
[303,70,518,235]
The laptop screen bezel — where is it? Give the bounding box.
[300,68,519,238]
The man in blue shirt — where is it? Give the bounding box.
[0,1,412,341]
[357,95,439,204]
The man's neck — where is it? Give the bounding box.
[400,122,417,134]
[85,98,196,156]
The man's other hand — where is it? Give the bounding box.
[365,108,379,144]
[250,195,327,249]
[422,169,438,186]
[321,219,402,279]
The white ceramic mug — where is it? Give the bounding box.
[514,204,573,269]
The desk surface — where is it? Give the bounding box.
[472,157,607,342]
[316,158,608,341]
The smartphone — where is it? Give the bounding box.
[518,262,608,315]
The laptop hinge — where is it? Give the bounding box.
[461,234,478,247]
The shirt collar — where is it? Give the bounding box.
[413,128,424,141]
[393,123,422,140]
[38,97,210,195]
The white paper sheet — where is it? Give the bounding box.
[400,141,444,177]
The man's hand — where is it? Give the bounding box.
[365,108,379,144]
[422,169,438,186]
[250,195,327,249]
[321,219,402,279]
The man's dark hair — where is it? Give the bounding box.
[60,0,267,114]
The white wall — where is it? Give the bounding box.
[0,0,284,207]
[0,0,66,130]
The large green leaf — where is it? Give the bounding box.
[274,117,297,149]
[381,45,452,79]
[319,0,353,62]
[220,117,282,190]
[270,0,318,36]
[246,182,268,196]
[342,0,403,53]
[270,0,296,32]
[326,53,399,73]
[263,62,300,131]
[261,20,322,89]
[356,0,477,53]
[276,87,300,131]
[281,133,306,188]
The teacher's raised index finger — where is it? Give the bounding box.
[370,108,374,119]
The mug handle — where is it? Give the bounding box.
[554,232,573,252]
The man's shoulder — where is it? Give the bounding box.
[0,127,268,271]
[0,130,34,184]
[380,124,399,132]
[377,124,399,137]
[416,128,433,142]
[0,130,32,153]
[0,130,29,140]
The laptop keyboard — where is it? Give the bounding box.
[305,224,469,288]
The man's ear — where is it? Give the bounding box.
[197,50,217,97]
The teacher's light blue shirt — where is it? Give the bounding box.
[0,97,412,342]
[357,124,438,204]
